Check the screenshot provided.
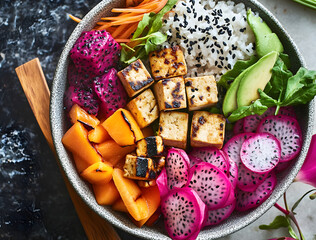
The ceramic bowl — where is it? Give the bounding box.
[50,0,315,239]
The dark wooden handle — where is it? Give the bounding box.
[16,58,120,240]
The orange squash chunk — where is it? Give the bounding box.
[145,211,161,227]
[112,168,149,221]
[80,161,113,185]
[88,125,111,143]
[69,104,100,128]
[112,198,128,213]
[72,153,90,173]
[141,126,154,138]
[135,185,161,227]
[93,180,120,205]
[102,108,144,146]
[95,140,135,166]
[62,122,102,166]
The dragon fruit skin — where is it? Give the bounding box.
[189,147,229,175]
[161,187,206,240]
[240,133,281,174]
[156,168,169,199]
[165,148,190,190]
[295,134,316,188]
[188,162,231,210]
[235,171,277,211]
[223,133,269,192]
[93,68,127,118]
[70,30,121,77]
[257,115,303,162]
[64,86,100,116]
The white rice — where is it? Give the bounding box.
[161,0,255,79]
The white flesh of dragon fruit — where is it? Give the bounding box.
[165,148,190,189]
[235,171,277,211]
[257,115,302,162]
[240,133,281,174]
[188,162,231,210]
[223,133,269,192]
[93,68,127,118]
[189,147,229,175]
[70,30,121,77]
[161,187,206,240]
[204,200,236,226]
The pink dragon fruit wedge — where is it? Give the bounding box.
[70,30,121,77]
[295,134,316,188]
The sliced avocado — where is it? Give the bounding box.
[247,9,284,58]
[222,69,248,117]
[237,51,279,107]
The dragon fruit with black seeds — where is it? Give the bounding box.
[257,115,302,162]
[70,30,121,77]
[93,68,127,118]
[223,133,269,192]
[235,171,277,211]
[240,133,281,174]
[204,200,236,226]
[67,61,92,89]
[189,147,229,175]
[64,86,100,116]
[161,187,206,240]
[188,162,231,210]
[165,148,190,189]
[233,118,244,134]
[222,151,238,188]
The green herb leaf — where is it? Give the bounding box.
[132,13,154,40]
[218,56,258,89]
[227,99,268,122]
[287,220,299,240]
[148,32,167,45]
[291,189,316,212]
[259,215,290,230]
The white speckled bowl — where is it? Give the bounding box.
[50,0,315,239]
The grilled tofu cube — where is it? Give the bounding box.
[117,59,154,97]
[126,89,158,128]
[149,46,187,80]
[185,75,218,111]
[158,111,189,149]
[190,111,225,149]
[153,77,187,111]
[124,155,157,180]
[136,136,164,157]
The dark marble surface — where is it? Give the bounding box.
[0,1,133,239]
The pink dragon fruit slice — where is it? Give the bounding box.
[67,61,91,89]
[295,134,316,188]
[188,162,231,210]
[222,151,238,188]
[165,148,190,189]
[275,161,292,173]
[223,133,269,192]
[189,147,229,175]
[70,30,121,77]
[204,200,236,226]
[156,168,169,200]
[235,171,277,211]
[161,187,206,240]
[269,237,297,240]
[257,115,302,162]
[64,86,100,116]
[189,155,202,167]
[222,184,236,207]
[93,68,127,118]
[233,118,244,134]
[240,133,281,174]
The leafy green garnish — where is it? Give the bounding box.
[120,0,177,65]
[227,55,316,122]
[259,215,290,230]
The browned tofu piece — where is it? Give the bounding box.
[136,136,164,157]
[190,111,225,149]
[149,46,187,80]
[153,77,187,111]
[123,154,157,180]
[158,111,189,149]
[126,89,158,128]
[117,59,154,97]
[185,75,218,111]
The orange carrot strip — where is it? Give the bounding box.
[111,24,130,38]
[119,23,138,39]
[69,14,82,23]
[112,8,150,13]
[115,39,131,43]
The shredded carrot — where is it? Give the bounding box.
[111,24,130,38]
[119,23,138,39]
[115,39,131,43]
[69,14,82,23]
[111,8,150,13]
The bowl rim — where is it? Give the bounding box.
[50,0,315,239]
